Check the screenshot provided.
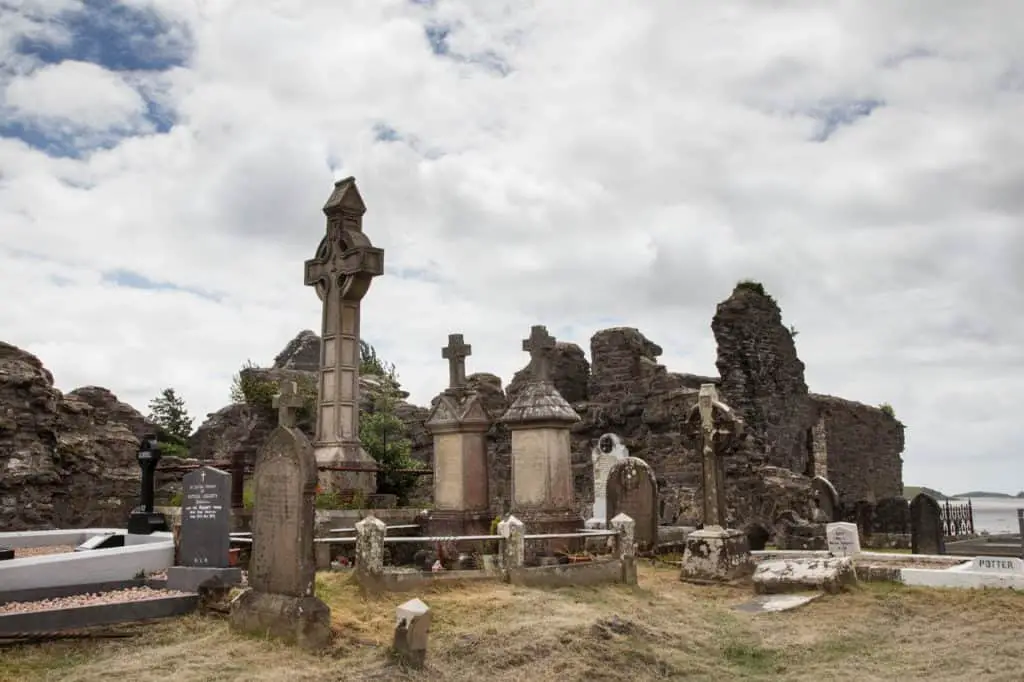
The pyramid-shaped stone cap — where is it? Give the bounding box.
[424,391,491,433]
[499,381,580,426]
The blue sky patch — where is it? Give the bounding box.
[102,268,220,301]
[422,22,511,76]
[15,0,192,72]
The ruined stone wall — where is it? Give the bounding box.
[711,284,816,474]
[809,394,905,504]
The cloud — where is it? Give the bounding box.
[0,0,1022,495]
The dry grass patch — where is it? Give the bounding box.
[4,564,1024,681]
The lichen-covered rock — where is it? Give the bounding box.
[753,556,858,594]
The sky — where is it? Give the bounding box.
[1,0,1022,495]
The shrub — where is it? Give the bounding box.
[879,402,896,419]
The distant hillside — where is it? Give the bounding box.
[904,486,949,500]
[953,491,1021,499]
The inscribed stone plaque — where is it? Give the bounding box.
[547,429,574,507]
[826,522,861,557]
[968,556,1024,574]
[462,432,489,510]
[606,457,658,551]
[250,427,318,597]
[180,466,232,567]
[434,433,464,509]
[512,430,549,507]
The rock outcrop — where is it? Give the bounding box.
[0,342,160,530]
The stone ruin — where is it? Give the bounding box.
[0,184,905,545]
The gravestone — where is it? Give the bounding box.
[680,384,753,583]
[167,466,241,592]
[230,381,332,650]
[606,457,658,551]
[392,598,432,669]
[826,522,861,557]
[587,433,629,529]
[304,177,384,495]
[0,547,12,561]
[811,476,840,523]
[910,493,945,555]
[127,435,169,534]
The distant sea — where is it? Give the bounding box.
[954,497,1024,535]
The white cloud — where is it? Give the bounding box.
[3,60,147,132]
[0,0,1022,495]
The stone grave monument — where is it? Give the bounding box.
[229,380,332,650]
[910,492,945,555]
[680,384,754,583]
[167,465,242,592]
[811,476,840,523]
[586,433,629,529]
[498,325,583,544]
[606,457,659,552]
[425,333,493,536]
[826,522,861,557]
[127,435,169,535]
[304,176,384,495]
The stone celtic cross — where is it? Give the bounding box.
[441,333,471,391]
[522,325,557,383]
[302,177,383,453]
[689,383,744,529]
[273,380,305,429]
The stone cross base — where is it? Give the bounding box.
[425,509,493,538]
[679,526,755,584]
[229,589,332,651]
[314,441,377,495]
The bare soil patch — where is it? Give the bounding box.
[3,563,1024,682]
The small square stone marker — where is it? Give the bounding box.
[392,598,431,669]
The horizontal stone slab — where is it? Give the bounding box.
[753,557,857,595]
[0,594,198,636]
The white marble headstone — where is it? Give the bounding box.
[586,433,629,529]
[826,522,861,557]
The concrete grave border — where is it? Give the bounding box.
[0,593,198,636]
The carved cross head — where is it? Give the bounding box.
[441,333,472,391]
[522,325,557,383]
[273,380,305,428]
[688,384,744,454]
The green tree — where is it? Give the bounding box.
[358,353,417,502]
[360,339,396,378]
[147,388,194,457]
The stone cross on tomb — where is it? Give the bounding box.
[303,177,384,450]
[522,325,557,383]
[441,333,471,392]
[273,380,305,429]
[690,383,744,529]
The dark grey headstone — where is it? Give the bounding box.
[180,466,232,568]
[910,493,945,555]
[0,546,13,561]
[606,457,659,552]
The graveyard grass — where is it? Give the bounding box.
[5,563,1024,682]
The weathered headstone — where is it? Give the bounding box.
[680,384,753,583]
[606,457,658,552]
[424,333,493,537]
[910,493,945,555]
[586,433,629,529]
[229,381,332,650]
[826,522,861,557]
[304,176,384,495]
[499,325,583,548]
[167,466,242,592]
[811,476,840,523]
[392,598,431,669]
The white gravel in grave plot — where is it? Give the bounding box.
[0,587,190,616]
[12,545,77,558]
